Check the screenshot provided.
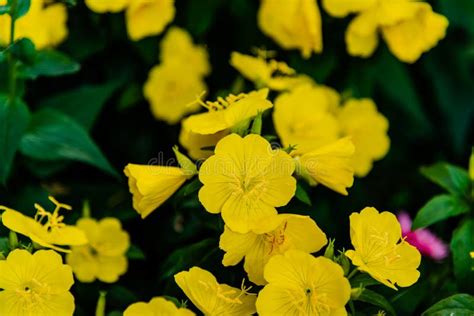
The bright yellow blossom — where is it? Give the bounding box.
[256,250,351,315]
[469,148,474,181]
[0,249,75,316]
[323,0,448,63]
[161,27,210,77]
[85,0,129,13]
[124,163,192,218]
[66,217,130,283]
[0,0,67,49]
[174,267,257,315]
[346,207,422,290]
[258,0,323,58]
[337,99,390,177]
[273,84,341,155]
[124,297,195,316]
[296,137,355,195]
[143,63,207,124]
[230,51,313,91]
[220,214,327,285]
[0,196,87,252]
[198,133,296,233]
[126,0,175,41]
[179,89,272,159]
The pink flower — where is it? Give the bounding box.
[397,212,449,260]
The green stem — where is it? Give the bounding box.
[347,268,358,279]
[8,0,17,104]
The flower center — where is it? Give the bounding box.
[264,221,288,255]
[194,91,248,111]
[16,278,51,311]
[34,196,72,232]
[365,228,403,266]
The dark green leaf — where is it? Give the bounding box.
[422,294,474,316]
[107,285,138,307]
[39,81,122,130]
[19,109,118,178]
[412,194,470,229]
[350,273,380,288]
[438,0,474,35]
[0,95,31,185]
[117,83,143,111]
[421,163,470,196]
[126,244,145,260]
[0,237,10,257]
[186,0,223,36]
[0,38,36,64]
[8,0,30,19]
[0,5,10,14]
[295,183,312,206]
[18,50,80,79]
[355,288,396,316]
[159,238,216,280]
[450,219,474,292]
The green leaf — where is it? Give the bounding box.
[126,244,145,260]
[176,178,202,198]
[438,0,474,35]
[0,237,10,258]
[0,96,31,185]
[18,50,80,79]
[8,0,30,19]
[19,109,118,178]
[355,288,396,316]
[0,38,36,64]
[422,294,474,316]
[349,273,380,288]
[186,0,223,36]
[412,195,470,229]
[421,163,471,196]
[450,219,474,292]
[159,238,216,280]
[0,5,10,14]
[295,183,312,206]
[38,82,122,130]
[107,285,138,307]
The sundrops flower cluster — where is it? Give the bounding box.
[0,0,68,49]
[144,27,211,124]
[85,0,175,41]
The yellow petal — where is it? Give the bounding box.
[85,0,128,13]
[323,0,377,18]
[126,0,175,41]
[345,10,379,58]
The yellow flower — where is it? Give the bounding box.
[124,163,192,218]
[124,297,195,316]
[143,63,207,124]
[323,0,448,63]
[0,249,75,316]
[469,148,474,181]
[0,196,87,252]
[198,133,296,233]
[258,0,323,58]
[230,51,313,91]
[66,217,130,283]
[174,267,257,315]
[256,250,351,315]
[296,137,355,195]
[0,0,67,49]
[220,214,327,285]
[345,207,422,290]
[85,0,129,13]
[179,89,272,159]
[273,84,341,155]
[337,99,390,177]
[126,0,175,41]
[161,27,210,77]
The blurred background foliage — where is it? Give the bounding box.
[0,0,473,315]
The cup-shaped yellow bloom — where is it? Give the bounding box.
[324,0,448,63]
[296,137,355,195]
[256,250,351,315]
[161,27,210,77]
[144,63,207,124]
[66,217,130,283]
[125,297,195,316]
[220,214,327,285]
[124,164,190,218]
[0,249,75,315]
[0,197,87,252]
[174,267,257,315]
[0,0,67,49]
[381,3,449,63]
[346,207,422,290]
[273,84,340,155]
[199,133,296,233]
[179,89,272,159]
[258,0,323,58]
[85,0,129,13]
[230,51,313,91]
[337,99,390,177]
[126,0,175,41]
